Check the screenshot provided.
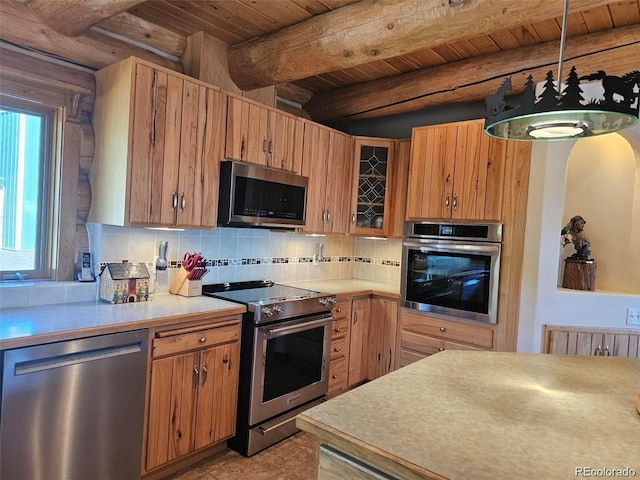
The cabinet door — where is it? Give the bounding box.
[367,298,398,380]
[270,112,304,173]
[348,297,370,387]
[301,122,330,233]
[194,341,240,450]
[450,120,490,220]
[389,139,410,237]
[547,327,640,357]
[350,138,394,236]
[326,131,354,234]
[246,102,269,165]
[146,351,198,470]
[225,96,250,161]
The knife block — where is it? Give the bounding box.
[169,267,202,297]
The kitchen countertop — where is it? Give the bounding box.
[0,294,245,350]
[297,350,640,479]
[283,279,399,299]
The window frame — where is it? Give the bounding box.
[0,97,60,280]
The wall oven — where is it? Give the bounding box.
[202,280,334,456]
[401,221,502,324]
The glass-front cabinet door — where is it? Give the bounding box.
[350,137,395,236]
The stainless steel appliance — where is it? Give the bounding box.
[0,329,148,480]
[218,160,308,228]
[202,280,335,456]
[401,221,502,324]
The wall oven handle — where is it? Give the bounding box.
[266,317,332,336]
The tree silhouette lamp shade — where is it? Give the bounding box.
[484,67,640,141]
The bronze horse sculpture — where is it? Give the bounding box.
[561,215,592,261]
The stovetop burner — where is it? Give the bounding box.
[202,279,336,324]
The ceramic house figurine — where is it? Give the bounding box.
[99,262,150,303]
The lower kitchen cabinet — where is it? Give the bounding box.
[543,324,640,357]
[367,298,398,380]
[398,308,494,368]
[328,299,352,395]
[144,317,241,473]
[348,297,370,387]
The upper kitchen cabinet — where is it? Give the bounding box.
[407,119,504,222]
[389,139,411,238]
[225,95,303,173]
[301,122,354,234]
[89,57,225,228]
[350,137,395,236]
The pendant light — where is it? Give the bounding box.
[484,0,639,141]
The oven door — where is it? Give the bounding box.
[401,238,501,323]
[249,314,332,426]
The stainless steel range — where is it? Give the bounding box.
[202,280,336,456]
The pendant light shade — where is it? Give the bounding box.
[484,0,639,141]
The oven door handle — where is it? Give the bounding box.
[265,317,332,336]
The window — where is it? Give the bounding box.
[0,99,54,280]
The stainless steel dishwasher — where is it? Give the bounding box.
[0,329,149,480]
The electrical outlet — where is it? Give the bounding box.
[627,308,640,325]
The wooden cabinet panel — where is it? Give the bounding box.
[145,320,241,473]
[389,139,411,237]
[331,317,350,340]
[407,119,500,222]
[328,356,348,394]
[401,330,482,358]
[401,310,494,349]
[350,137,395,236]
[367,298,398,380]
[544,325,640,357]
[331,336,349,360]
[91,57,224,228]
[301,122,331,233]
[326,131,354,233]
[332,299,351,320]
[348,297,370,387]
[270,111,304,173]
[225,95,250,161]
[328,299,351,396]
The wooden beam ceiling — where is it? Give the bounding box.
[17,0,145,36]
[305,24,640,122]
[227,0,617,91]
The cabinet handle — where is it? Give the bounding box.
[351,213,356,223]
[327,211,331,222]
[181,193,186,212]
[453,194,458,210]
[594,344,602,356]
[445,194,450,209]
[268,139,273,153]
[193,365,199,388]
[263,137,268,153]
[439,326,446,332]
[354,312,358,325]
[223,353,229,364]
[172,192,178,210]
[199,336,207,343]
[201,363,208,386]
[604,345,611,356]
[322,209,327,223]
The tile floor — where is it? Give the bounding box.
[168,432,318,480]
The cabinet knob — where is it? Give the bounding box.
[336,308,342,313]
[199,337,207,343]
[438,347,445,352]
[332,374,338,379]
[334,327,341,332]
[439,327,446,332]
[334,347,341,352]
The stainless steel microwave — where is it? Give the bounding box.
[218,160,308,228]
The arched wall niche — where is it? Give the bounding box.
[561,132,640,294]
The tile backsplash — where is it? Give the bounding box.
[0,224,402,308]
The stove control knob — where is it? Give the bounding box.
[262,307,274,317]
[327,297,337,306]
[272,305,284,315]
[318,297,328,306]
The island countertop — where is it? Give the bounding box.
[297,351,640,479]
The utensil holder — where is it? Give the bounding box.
[169,267,202,297]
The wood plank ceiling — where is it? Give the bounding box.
[2,0,639,126]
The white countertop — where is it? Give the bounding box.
[297,351,640,479]
[0,294,245,350]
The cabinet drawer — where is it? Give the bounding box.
[330,336,348,360]
[401,310,494,349]
[331,317,350,340]
[328,356,348,394]
[401,331,484,357]
[153,324,241,358]
[332,299,351,320]
[399,348,427,368]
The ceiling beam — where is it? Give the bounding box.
[305,24,640,122]
[228,0,616,91]
[15,0,145,36]
[0,1,181,72]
